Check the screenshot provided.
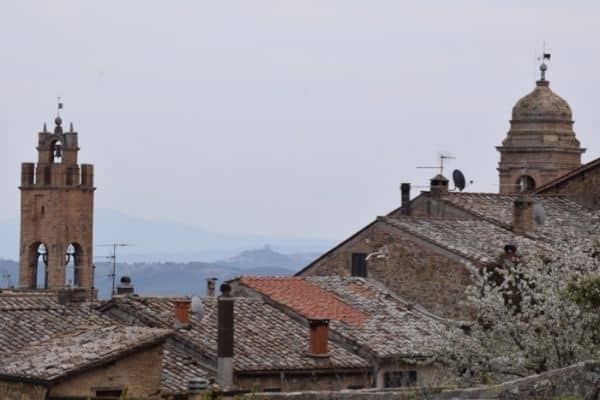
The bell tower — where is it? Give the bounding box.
[19,114,95,293]
[497,55,584,194]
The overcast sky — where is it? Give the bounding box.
[2,1,600,240]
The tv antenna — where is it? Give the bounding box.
[417,153,455,176]
[97,243,131,295]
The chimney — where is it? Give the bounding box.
[207,277,217,297]
[430,174,449,197]
[400,183,411,215]
[308,319,330,358]
[503,244,518,262]
[173,299,191,328]
[217,283,234,388]
[512,196,534,234]
[116,276,134,295]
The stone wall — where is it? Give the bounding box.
[48,342,163,399]
[236,371,371,393]
[298,221,474,320]
[538,162,600,210]
[0,382,47,400]
[247,360,600,400]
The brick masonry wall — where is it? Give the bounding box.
[0,382,47,400]
[247,360,600,400]
[538,163,600,210]
[299,221,474,320]
[48,343,163,399]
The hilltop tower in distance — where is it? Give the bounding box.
[18,113,95,293]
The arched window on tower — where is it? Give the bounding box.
[51,140,63,164]
[65,243,83,287]
[517,175,536,193]
[29,242,49,289]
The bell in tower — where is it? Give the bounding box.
[18,108,96,297]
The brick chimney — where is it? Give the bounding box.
[430,174,449,197]
[217,283,234,388]
[173,299,191,328]
[512,196,534,234]
[116,276,134,295]
[207,277,217,297]
[308,319,330,357]
[400,183,411,215]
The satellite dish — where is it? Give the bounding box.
[452,169,466,191]
[191,296,204,318]
[534,203,546,225]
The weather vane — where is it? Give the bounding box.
[57,96,63,118]
[537,42,551,81]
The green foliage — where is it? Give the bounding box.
[565,273,600,309]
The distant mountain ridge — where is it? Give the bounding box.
[0,208,333,262]
[0,245,318,299]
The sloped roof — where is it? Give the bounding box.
[101,295,369,372]
[238,276,447,360]
[0,325,171,382]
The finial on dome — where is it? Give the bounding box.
[54,116,63,133]
[536,46,551,87]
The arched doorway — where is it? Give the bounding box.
[65,243,84,287]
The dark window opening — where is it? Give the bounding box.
[95,389,123,398]
[384,370,417,388]
[351,253,367,277]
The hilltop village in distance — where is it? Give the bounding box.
[3,58,600,399]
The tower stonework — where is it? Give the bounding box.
[497,62,584,194]
[19,116,95,292]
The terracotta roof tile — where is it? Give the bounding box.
[240,277,367,325]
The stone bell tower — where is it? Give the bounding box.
[19,114,95,292]
[497,56,584,194]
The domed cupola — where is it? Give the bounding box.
[497,56,585,194]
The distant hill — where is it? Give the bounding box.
[0,209,333,262]
[0,245,319,299]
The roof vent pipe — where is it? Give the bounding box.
[512,195,534,234]
[400,183,411,215]
[207,277,217,297]
[217,283,234,388]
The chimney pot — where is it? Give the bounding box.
[116,275,134,295]
[173,299,192,328]
[400,183,411,215]
[308,319,330,357]
[512,196,534,234]
[430,175,449,197]
[206,277,217,297]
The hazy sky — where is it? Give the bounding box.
[2,1,600,240]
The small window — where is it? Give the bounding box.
[95,389,123,398]
[384,371,403,388]
[351,253,367,277]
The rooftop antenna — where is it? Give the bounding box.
[417,152,455,176]
[97,243,131,295]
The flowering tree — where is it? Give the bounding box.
[439,244,600,386]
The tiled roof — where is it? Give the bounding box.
[0,292,112,354]
[239,277,367,325]
[440,193,600,244]
[237,276,447,360]
[379,216,551,265]
[162,340,209,395]
[0,326,171,382]
[101,296,368,372]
